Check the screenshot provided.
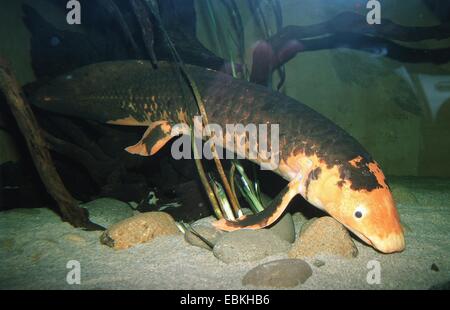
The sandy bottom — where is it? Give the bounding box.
[0,177,449,290]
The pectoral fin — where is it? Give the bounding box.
[125,121,173,156]
[213,176,303,231]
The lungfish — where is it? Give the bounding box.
[31,61,405,253]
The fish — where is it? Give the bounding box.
[30,60,405,253]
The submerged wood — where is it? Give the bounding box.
[130,0,158,65]
[0,57,102,230]
[251,11,450,86]
[97,0,142,58]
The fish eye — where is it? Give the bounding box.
[354,206,365,219]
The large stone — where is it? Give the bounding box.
[100,212,180,249]
[213,230,290,264]
[288,216,358,259]
[184,216,225,250]
[242,259,313,288]
[241,207,295,243]
[82,198,134,228]
[299,217,318,236]
[267,213,296,243]
[292,212,309,236]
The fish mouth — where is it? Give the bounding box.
[369,233,405,254]
[348,228,373,247]
[347,226,405,254]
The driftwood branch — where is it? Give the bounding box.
[46,115,112,162]
[43,130,110,186]
[269,11,450,45]
[130,0,158,65]
[154,0,231,72]
[251,11,450,86]
[97,0,142,58]
[0,57,102,230]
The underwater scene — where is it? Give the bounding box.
[0,0,449,292]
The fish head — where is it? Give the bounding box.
[325,183,405,254]
[299,153,405,254]
[318,161,405,254]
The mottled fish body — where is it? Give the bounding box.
[31,61,405,253]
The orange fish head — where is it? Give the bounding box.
[304,157,405,254]
[322,171,405,254]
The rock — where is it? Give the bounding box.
[299,217,318,236]
[292,212,309,236]
[184,216,225,250]
[213,230,290,263]
[82,198,134,228]
[239,207,295,243]
[313,259,325,268]
[242,259,312,288]
[258,193,295,242]
[267,213,295,243]
[184,228,217,250]
[288,216,358,259]
[431,263,439,272]
[100,212,180,249]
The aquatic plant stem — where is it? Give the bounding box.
[163,39,242,216]
[210,177,235,220]
[229,163,238,206]
[147,2,242,218]
[234,161,265,213]
[217,0,249,80]
[192,130,223,219]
